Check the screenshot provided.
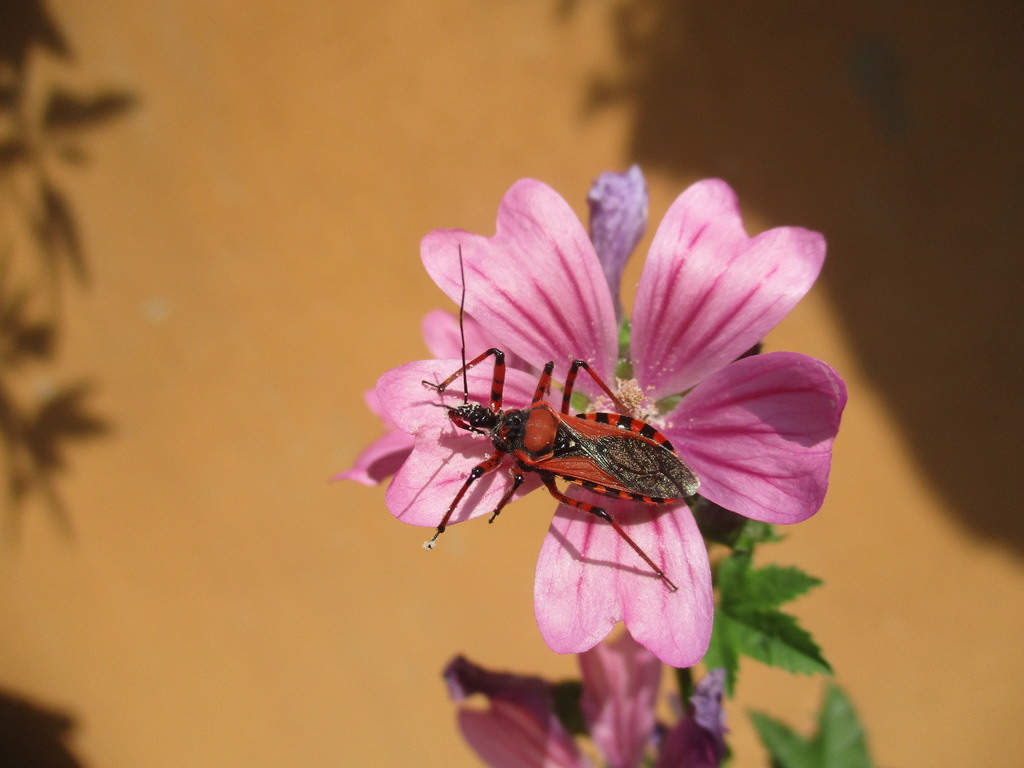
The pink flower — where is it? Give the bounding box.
[444,655,587,768]
[444,633,727,768]
[364,173,846,666]
[579,631,663,768]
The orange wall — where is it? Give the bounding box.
[1,2,1021,767]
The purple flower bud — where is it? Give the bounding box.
[587,165,648,318]
[443,655,555,717]
[653,669,728,768]
[690,668,727,748]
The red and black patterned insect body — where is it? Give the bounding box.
[422,346,700,592]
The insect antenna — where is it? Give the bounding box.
[457,244,469,405]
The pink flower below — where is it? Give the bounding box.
[444,633,727,768]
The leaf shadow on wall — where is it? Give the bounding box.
[1,0,135,536]
[0,688,89,768]
[571,0,1024,553]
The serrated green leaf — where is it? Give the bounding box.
[712,553,829,690]
[717,553,823,611]
[750,683,873,768]
[727,564,823,612]
[718,609,832,677]
[749,711,819,768]
[818,683,873,768]
[715,549,752,594]
[704,611,740,695]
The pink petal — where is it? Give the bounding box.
[422,309,529,372]
[421,179,618,394]
[534,499,713,668]
[332,431,413,486]
[358,387,393,430]
[666,352,847,524]
[422,308,467,359]
[578,632,662,768]
[631,179,826,398]
[458,699,589,768]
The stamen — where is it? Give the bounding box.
[589,377,660,422]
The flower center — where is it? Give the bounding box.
[589,377,661,424]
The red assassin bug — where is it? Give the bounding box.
[420,248,699,591]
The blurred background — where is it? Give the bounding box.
[1,1,1021,766]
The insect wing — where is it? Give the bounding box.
[540,414,699,501]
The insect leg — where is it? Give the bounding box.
[487,468,525,524]
[422,348,506,411]
[531,362,555,404]
[540,475,678,592]
[560,359,628,415]
[423,451,506,550]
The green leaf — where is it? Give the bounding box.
[728,564,823,612]
[818,684,873,768]
[749,711,818,768]
[750,683,873,768]
[719,609,832,677]
[711,553,830,692]
[703,612,739,694]
[715,550,752,594]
